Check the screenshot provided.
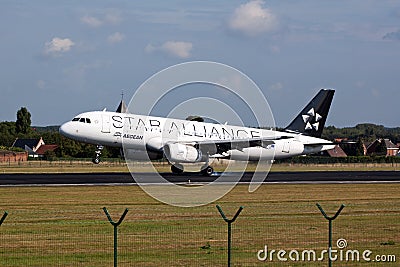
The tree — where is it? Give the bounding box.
[16,107,31,134]
[0,121,16,146]
[374,139,387,156]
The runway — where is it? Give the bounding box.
[0,171,399,186]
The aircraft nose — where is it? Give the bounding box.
[59,122,74,138]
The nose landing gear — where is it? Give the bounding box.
[92,145,104,164]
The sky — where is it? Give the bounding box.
[1,0,400,128]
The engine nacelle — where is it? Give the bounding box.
[274,140,305,159]
[163,143,205,163]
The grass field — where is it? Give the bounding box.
[0,183,399,266]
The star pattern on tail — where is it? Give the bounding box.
[302,108,323,131]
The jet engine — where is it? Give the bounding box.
[163,143,206,163]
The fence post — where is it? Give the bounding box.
[0,211,8,226]
[316,203,345,267]
[103,207,129,267]
[216,205,244,267]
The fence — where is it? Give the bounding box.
[0,184,399,266]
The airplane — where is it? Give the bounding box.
[59,89,336,176]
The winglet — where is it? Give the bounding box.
[285,89,335,138]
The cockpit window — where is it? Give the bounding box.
[72,117,91,123]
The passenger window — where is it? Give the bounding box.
[86,118,91,123]
[72,118,79,121]
[79,118,85,123]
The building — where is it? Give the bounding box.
[0,150,28,163]
[324,144,347,157]
[366,139,399,157]
[35,144,59,157]
[12,137,44,157]
[383,139,400,156]
[334,138,369,156]
[11,137,58,158]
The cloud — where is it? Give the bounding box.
[355,81,365,88]
[36,80,46,90]
[162,41,193,58]
[269,82,283,91]
[107,32,125,44]
[81,15,103,27]
[145,41,193,58]
[371,88,380,97]
[44,37,75,56]
[62,61,111,87]
[270,45,280,53]
[383,29,400,40]
[105,12,122,25]
[228,0,279,36]
[81,11,122,28]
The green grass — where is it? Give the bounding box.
[0,184,399,266]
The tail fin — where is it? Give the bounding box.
[285,89,335,137]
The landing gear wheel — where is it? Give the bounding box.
[92,145,103,164]
[171,164,184,174]
[201,166,214,176]
[92,156,101,164]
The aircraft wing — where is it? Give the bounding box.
[183,135,294,155]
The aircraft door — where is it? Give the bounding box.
[101,114,111,133]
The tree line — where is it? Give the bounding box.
[322,124,400,144]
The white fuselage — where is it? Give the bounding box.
[59,111,335,162]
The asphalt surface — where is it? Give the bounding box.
[0,171,399,185]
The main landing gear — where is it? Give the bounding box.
[170,163,214,176]
[200,158,214,176]
[92,145,103,164]
[201,165,214,176]
[171,164,184,174]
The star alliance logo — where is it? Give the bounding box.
[302,108,322,131]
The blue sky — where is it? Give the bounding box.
[1,0,400,128]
